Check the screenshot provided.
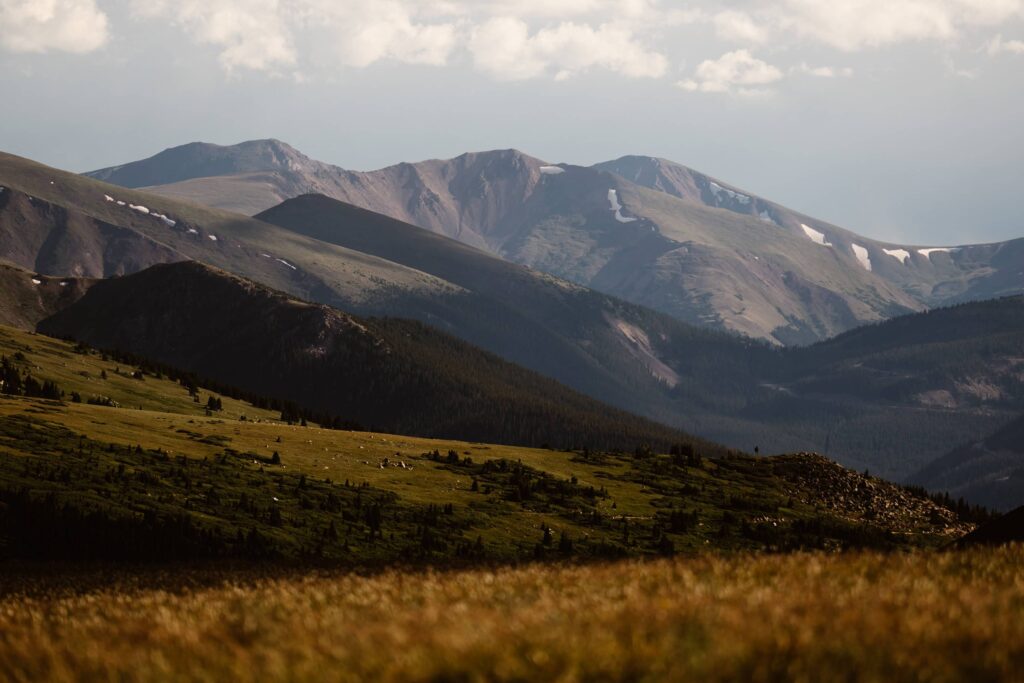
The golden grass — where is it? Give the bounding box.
[2,547,1023,682]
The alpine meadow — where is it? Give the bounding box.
[1,1,1024,681]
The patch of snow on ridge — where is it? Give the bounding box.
[31,278,41,285]
[709,181,751,205]
[801,224,832,247]
[129,204,150,214]
[116,201,126,206]
[152,212,176,227]
[758,209,776,224]
[539,165,565,175]
[208,235,218,241]
[884,248,911,264]
[187,228,198,235]
[851,243,872,271]
[918,247,955,258]
[104,194,115,202]
[607,189,637,223]
[276,258,297,270]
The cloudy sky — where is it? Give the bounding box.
[1,0,1022,245]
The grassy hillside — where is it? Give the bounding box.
[0,323,971,564]
[2,548,1022,682]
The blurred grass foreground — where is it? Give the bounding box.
[2,546,1023,682]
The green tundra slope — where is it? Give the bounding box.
[0,324,972,563]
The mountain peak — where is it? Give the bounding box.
[85,138,313,189]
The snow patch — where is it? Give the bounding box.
[104,194,115,202]
[883,248,911,264]
[709,181,751,205]
[539,165,565,175]
[276,258,297,270]
[129,204,150,214]
[31,278,41,285]
[187,228,198,235]
[116,201,126,206]
[851,243,872,271]
[607,189,637,223]
[59,281,69,287]
[800,223,832,247]
[261,253,272,258]
[918,247,955,258]
[151,212,176,227]
[208,235,218,241]
[758,209,776,224]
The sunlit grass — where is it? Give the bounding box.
[1,547,1022,682]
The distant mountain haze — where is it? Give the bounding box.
[87,139,1024,345]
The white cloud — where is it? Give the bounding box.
[131,0,462,73]
[469,17,668,80]
[133,0,297,72]
[127,0,676,78]
[793,63,854,77]
[299,1,458,68]
[774,0,1024,51]
[0,0,109,53]
[987,33,1024,54]
[713,10,769,44]
[677,49,783,94]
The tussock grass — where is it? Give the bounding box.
[2,547,1023,682]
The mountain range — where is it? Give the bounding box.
[88,139,1024,345]
[2,146,1023,503]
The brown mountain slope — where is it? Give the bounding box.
[108,140,1023,345]
[0,262,94,329]
[596,155,1024,310]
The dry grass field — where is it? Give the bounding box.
[2,546,1023,682]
